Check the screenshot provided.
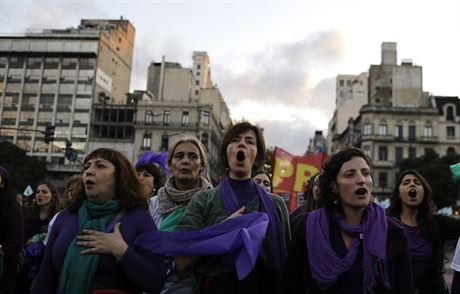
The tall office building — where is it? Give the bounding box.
[0,18,135,174]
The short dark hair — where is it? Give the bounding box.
[220,122,266,173]
[136,163,166,193]
[318,147,373,210]
[253,170,272,192]
[72,148,146,212]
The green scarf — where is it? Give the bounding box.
[60,200,120,294]
[159,206,186,231]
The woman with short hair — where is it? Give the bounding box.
[174,121,290,294]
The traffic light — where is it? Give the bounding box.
[65,140,72,159]
[64,140,78,161]
[44,123,55,144]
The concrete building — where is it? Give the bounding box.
[330,42,460,198]
[327,72,368,154]
[136,52,232,183]
[0,18,135,178]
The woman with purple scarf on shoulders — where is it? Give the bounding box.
[286,147,414,294]
[173,121,291,294]
[388,169,460,294]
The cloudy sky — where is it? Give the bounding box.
[1,0,459,155]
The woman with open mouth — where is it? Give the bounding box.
[31,148,166,294]
[388,169,460,294]
[172,121,291,294]
[286,148,413,293]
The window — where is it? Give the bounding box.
[447,147,457,156]
[379,123,388,136]
[196,72,200,76]
[195,80,200,86]
[142,134,151,150]
[447,126,456,137]
[363,123,372,135]
[195,90,199,96]
[378,146,388,161]
[395,147,403,164]
[181,111,189,126]
[424,125,433,137]
[408,125,416,142]
[339,79,344,87]
[362,145,371,157]
[409,147,416,159]
[161,135,169,151]
[44,57,59,69]
[196,64,201,70]
[27,57,42,69]
[145,111,153,124]
[163,111,170,126]
[378,172,388,188]
[346,80,351,87]
[201,110,210,125]
[395,125,403,140]
[447,106,455,121]
[80,58,96,70]
[201,133,209,150]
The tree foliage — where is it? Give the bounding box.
[398,148,460,209]
[0,141,48,193]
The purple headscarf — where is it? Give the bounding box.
[219,176,287,270]
[306,203,390,293]
[135,151,171,176]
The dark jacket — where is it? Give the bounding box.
[0,202,24,293]
[285,213,414,294]
[394,214,460,294]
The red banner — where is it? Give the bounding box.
[271,147,329,211]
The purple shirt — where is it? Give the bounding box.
[403,223,432,286]
[31,208,166,294]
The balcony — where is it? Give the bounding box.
[360,134,395,142]
[417,136,438,143]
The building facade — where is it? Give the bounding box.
[0,18,135,177]
[136,52,232,184]
[329,42,460,198]
[327,72,368,153]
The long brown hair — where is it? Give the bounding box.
[70,148,146,212]
[31,180,62,220]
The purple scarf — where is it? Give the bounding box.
[306,203,390,293]
[135,212,269,279]
[218,176,287,270]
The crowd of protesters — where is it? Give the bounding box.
[1,120,460,293]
